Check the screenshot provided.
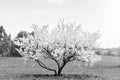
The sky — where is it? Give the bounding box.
[0,0,120,48]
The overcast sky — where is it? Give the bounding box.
[0,0,120,48]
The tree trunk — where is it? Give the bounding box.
[56,62,66,76]
[57,68,63,75]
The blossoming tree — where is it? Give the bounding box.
[15,20,101,75]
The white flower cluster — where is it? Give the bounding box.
[15,35,43,61]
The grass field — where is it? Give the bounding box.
[0,56,120,80]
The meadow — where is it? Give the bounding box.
[0,56,120,80]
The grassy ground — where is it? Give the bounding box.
[0,56,120,80]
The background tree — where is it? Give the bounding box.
[9,41,21,57]
[13,31,29,57]
[15,20,101,75]
[16,31,28,38]
[2,34,11,56]
[0,26,12,56]
[0,26,4,55]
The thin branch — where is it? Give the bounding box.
[42,47,53,59]
[35,59,57,74]
[65,53,76,63]
[68,57,76,62]
[42,47,60,69]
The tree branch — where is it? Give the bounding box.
[42,47,60,69]
[35,59,57,74]
[42,47,53,59]
[68,57,76,62]
[65,53,76,63]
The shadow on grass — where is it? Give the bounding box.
[18,74,104,80]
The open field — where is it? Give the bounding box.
[0,56,120,80]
